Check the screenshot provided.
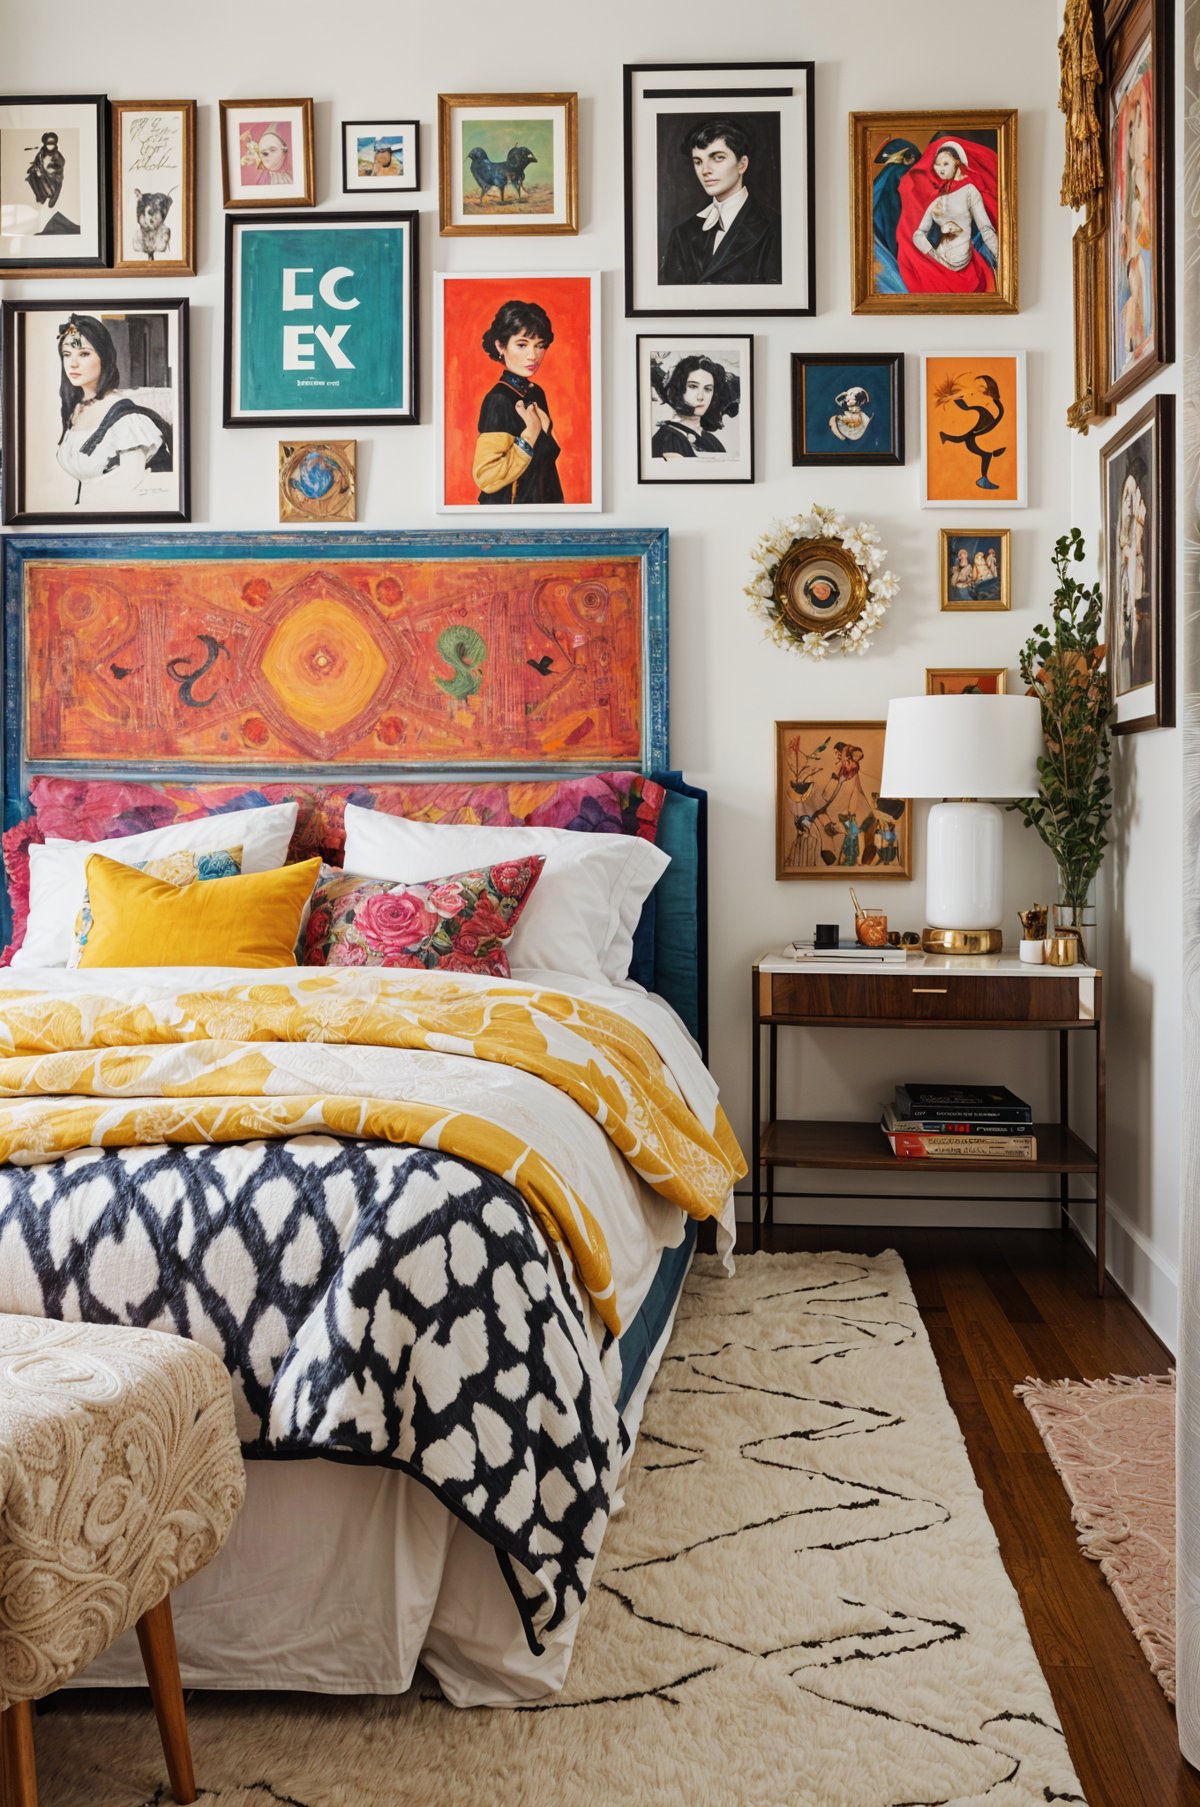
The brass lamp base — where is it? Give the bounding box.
[921,926,1003,955]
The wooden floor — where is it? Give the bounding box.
[745,1222,1196,1807]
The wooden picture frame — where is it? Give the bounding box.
[342,120,420,193]
[438,92,578,235]
[219,98,315,208]
[1101,392,1175,733]
[775,719,911,880]
[636,333,754,484]
[112,100,196,276]
[925,666,1008,695]
[850,109,1018,315]
[1068,212,1114,431]
[0,94,110,275]
[791,352,904,467]
[939,529,1011,611]
[1101,0,1174,408]
[278,440,357,522]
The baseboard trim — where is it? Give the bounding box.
[1067,1198,1178,1354]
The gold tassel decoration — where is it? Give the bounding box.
[1058,0,1105,208]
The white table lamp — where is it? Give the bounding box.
[880,694,1043,953]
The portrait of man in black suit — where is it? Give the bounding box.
[658,115,782,287]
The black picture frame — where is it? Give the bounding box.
[341,119,420,193]
[1101,391,1175,733]
[1101,0,1174,408]
[1,296,190,526]
[0,94,111,274]
[635,333,755,484]
[791,352,905,467]
[623,61,815,318]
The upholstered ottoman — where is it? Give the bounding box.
[0,1316,246,1805]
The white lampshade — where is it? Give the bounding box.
[880,694,1042,800]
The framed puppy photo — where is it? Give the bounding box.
[0,94,109,273]
[791,352,904,466]
[920,352,1027,507]
[636,334,754,483]
[438,93,578,235]
[342,121,419,193]
[112,100,196,275]
[1101,392,1174,733]
[219,99,315,208]
[624,61,815,317]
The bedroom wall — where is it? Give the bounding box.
[2,0,1078,1233]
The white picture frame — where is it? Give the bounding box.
[919,351,1027,509]
[636,333,754,483]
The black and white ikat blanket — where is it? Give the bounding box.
[0,1135,625,1648]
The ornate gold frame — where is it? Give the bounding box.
[1068,203,1114,430]
[772,538,867,640]
[277,440,357,523]
[438,92,578,236]
[112,100,196,276]
[219,98,316,209]
[938,528,1012,611]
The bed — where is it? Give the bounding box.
[0,530,737,1706]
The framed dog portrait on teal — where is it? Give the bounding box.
[223,211,418,428]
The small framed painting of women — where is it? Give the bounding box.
[920,353,1027,508]
[775,720,911,880]
[112,101,196,275]
[437,93,577,234]
[434,271,600,511]
[219,99,315,208]
[850,110,1018,315]
[1103,0,1173,408]
[1,297,189,525]
[342,121,419,193]
[791,352,904,467]
[636,334,753,483]
[939,529,1011,610]
[624,61,814,317]
[0,95,110,274]
[925,666,1008,696]
[1101,392,1175,733]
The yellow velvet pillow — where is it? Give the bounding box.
[78,854,323,969]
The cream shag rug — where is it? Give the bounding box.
[39,1252,1086,1806]
[1018,1370,1176,1701]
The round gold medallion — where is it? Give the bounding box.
[772,537,868,639]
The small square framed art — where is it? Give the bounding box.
[342,121,419,193]
[219,99,315,208]
[636,334,753,483]
[438,93,577,234]
[939,529,1011,610]
[791,352,904,466]
[278,440,356,522]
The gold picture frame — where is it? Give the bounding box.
[939,528,1011,611]
[775,719,911,881]
[219,98,315,209]
[1068,208,1114,431]
[112,100,196,276]
[278,440,357,522]
[925,666,1008,695]
[850,109,1019,315]
[772,538,868,640]
[438,92,578,236]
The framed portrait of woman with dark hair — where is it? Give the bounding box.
[636,334,754,483]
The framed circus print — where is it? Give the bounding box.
[437,93,577,234]
[342,120,419,193]
[775,720,911,880]
[636,333,754,483]
[791,352,904,466]
[850,110,1018,315]
[112,100,196,275]
[623,61,814,317]
[1103,0,1174,407]
[920,353,1027,508]
[0,95,109,274]
[1101,392,1174,733]
[224,212,418,428]
[219,99,315,208]
[939,529,1011,610]
[2,297,190,526]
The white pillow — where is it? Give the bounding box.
[342,804,670,986]
[15,800,299,970]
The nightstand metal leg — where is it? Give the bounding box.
[751,987,762,1255]
[766,1025,778,1238]
[1096,996,1107,1295]
[1058,1031,1069,1231]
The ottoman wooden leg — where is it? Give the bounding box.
[0,1699,37,1807]
[135,1597,196,1806]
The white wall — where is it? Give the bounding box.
[4,1,1077,1230]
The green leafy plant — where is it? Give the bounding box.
[1009,528,1112,912]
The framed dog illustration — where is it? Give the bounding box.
[112,101,195,275]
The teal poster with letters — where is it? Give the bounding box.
[224,211,418,426]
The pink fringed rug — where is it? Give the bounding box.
[1017,1371,1176,1701]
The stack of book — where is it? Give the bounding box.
[881,1083,1036,1160]
[783,940,908,965]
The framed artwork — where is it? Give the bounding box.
[278,440,356,522]
[636,334,753,483]
[342,121,419,193]
[434,272,600,512]
[623,61,814,318]
[791,352,904,467]
[0,95,109,274]
[925,666,1008,695]
[849,110,1018,315]
[1101,392,1175,733]
[219,99,315,208]
[2,298,189,526]
[775,721,910,880]
[1103,0,1173,407]
[437,93,577,234]
[920,353,1027,508]
[224,212,418,429]
[939,530,1011,610]
[112,100,195,275]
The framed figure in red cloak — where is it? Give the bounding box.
[850,111,1018,314]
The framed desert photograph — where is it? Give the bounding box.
[342,121,419,193]
[850,110,1018,315]
[0,95,109,273]
[939,529,1011,610]
[623,61,814,317]
[434,271,600,512]
[112,100,195,275]
[775,720,911,880]
[1103,0,1173,407]
[438,93,577,234]
[1101,392,1174,733]
[921,353,1026,508]
[925,666,1008,695]
[636,334,753,483]
[278,440,356,522]
[219,99,315,208]
[2,297,189,525]
[791,352,904,466]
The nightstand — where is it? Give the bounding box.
[751,953,1106,1292]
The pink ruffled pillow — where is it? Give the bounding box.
[302,858,545,975]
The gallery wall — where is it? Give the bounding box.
[3,1,1080,1234]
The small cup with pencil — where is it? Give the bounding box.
[1018,904,1048,965]
[851,886,888,949]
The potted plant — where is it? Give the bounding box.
[1010,528,1112,955]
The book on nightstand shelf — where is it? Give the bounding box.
[894,1083,1032,1123]
[883,1084,1036,1160]
[783,940,908,963]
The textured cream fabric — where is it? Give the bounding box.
[0,1316,245,1708]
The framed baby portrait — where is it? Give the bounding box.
[342,121,419,193]
[1101,392,1175,733]
[112,100,196,276]
[434,271,601,512]
[939,529,1011,610]
[219,99,315,208]
[438,93,577,235]
[850,110,1018,315]
[925,666,1008,695]
[775,720,911,881]
[623,61,815,317]
[1103,0,1173,407]
[636,334,754,483]
[0,95,110,274]
[791,352,904,466]
[920,353,1027,508]
[1,297,190,526]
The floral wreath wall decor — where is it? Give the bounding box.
[746,504,899,659]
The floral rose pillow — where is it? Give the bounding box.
[302,858,545,974]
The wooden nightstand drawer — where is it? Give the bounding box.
[760,970,1083,1024]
